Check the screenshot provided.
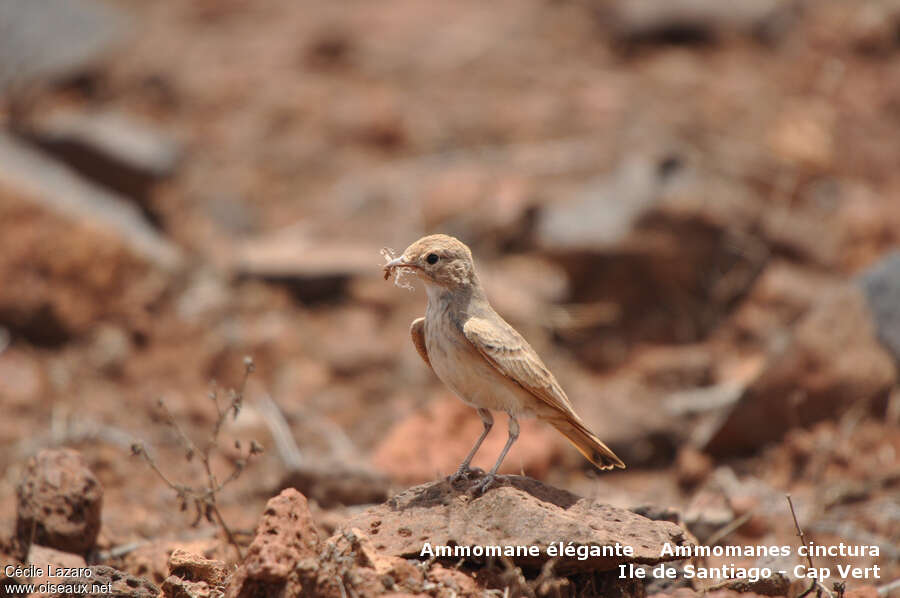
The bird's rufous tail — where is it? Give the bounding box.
[546,416,625,470]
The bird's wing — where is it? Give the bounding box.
[463,316,576,415]
[410,317,432,369]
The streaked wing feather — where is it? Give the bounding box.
[462,316,575,415]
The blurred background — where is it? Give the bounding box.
[0,0,898,588]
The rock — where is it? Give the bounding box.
[634,345,713,390]
[15,448,103,555]
[162,549,227,598]
[859,250,900,362]
[314,528,425,597]
[168,549,227,586]
[58,565,159,598]
[86,324,132,374]
[176,269,231,323]
[723,261,841,344]
[344,476,694,574]
[728,494,770,538]
[426,564,483,597]
[0,349,44,407]
[232,232,379,302]
[19,549,157,598]
[674,447,713,490]
[570,374,678,468]
[603,0,795,45]
[844,587,880,598]
[0,0,125,92]
[279,462,390,508]
[652,590,771,598]
[26,544,86,590]
[162,577,215,598]
[119,538,224,586]
[419,167,534,244]
[682,489,734,542]
[225,488,320,598]
[705,285,897,456]
[372,396,561,485]
[24,108,181,202]
[536,156,665,252]
[710,570,791,596]
[315,306,394,375]
[535,157,765,366]
[0,187,168,346]
[0,132,182,271]
[479,256,569,329]
[766,100,835,171]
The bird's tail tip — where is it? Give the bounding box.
[547,417,626,471]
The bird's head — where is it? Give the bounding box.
[384,234,478,290]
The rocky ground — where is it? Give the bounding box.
[0,0,899,597]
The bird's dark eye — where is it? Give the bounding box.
[426,253,439,265]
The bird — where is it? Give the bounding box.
[384,234,624,494]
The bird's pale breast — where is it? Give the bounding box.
[424,304,538,416]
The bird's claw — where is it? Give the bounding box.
[448,465,484,485]
[467,474,497,497]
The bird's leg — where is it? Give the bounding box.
[473,414,519,495]
[449,408,493,484]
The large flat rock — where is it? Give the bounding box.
[344,476,693,573]
[705,284,897,456]
[0,0,126,92]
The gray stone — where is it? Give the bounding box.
[23,109,182,203]
[605,0,795,45]
[0,132,182,270]
[0,0,126,92]
[859,250,900,362]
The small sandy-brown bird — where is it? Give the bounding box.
[385,234,624,494]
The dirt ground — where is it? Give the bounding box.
[0,1,898,597]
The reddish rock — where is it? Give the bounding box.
[706,285,897,456]
[674,447,713,490]
[225,488,320,598]
[26,544,87,590]
[426,564,483,598]
[683,489,734,542]
[162,577,215,598]
[121,538,224,585]
[0,188,167,345]
[162,550,227,598]
[168,549,227,585]
[19,551,156,598]
[723,261,841,344]
[0,350,44,407]
[713,570,790,596]
[635,345,713,390]
[844,586,879,598]
[315,528,425,597]
[65,565,160,598]
[15,448,103,555]
[729,494,771,538]
[344,476,694,574]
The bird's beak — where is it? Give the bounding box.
[386,256,408,269]
[383,255,419,281]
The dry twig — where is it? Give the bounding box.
[787,494,833,598]
[132,357,261,560]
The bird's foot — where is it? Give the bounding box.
[467,473,497,497]
[448,465,484,486]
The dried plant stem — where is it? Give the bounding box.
[133,357,260,562]
[787,494,833,598]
